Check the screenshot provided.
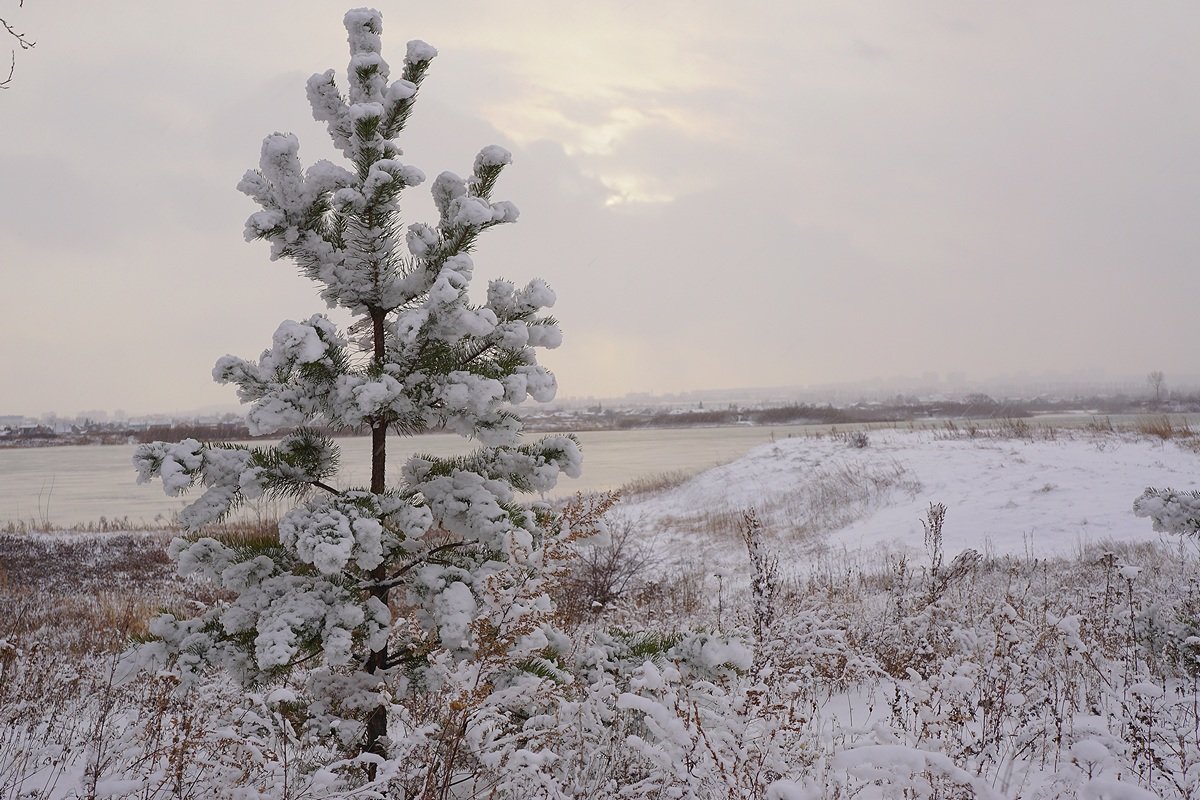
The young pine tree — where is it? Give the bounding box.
[132,7,581,777]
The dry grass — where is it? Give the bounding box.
[0,531,230,659]
[2,428,1199,796]
[0,516,170,535]
[0,525,308,799]
[934,417,1057,442]
[205,516,284,550]
[652,458,922,548]
[1134,415,1196,441]
[629,561,710,620]
[617,468,699,499]
[1,518,1198,797]
[0,522,284,661]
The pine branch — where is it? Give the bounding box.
[380,57,432,138]
[469,164,504,200]
[411,436,580,494]
[363,540,476,591]
[282,647,325,670]
[456,341,496,369]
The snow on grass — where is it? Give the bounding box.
[4,428,1200,798]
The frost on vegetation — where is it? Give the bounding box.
[7,506,1200,797]
[1134,486,1200,536]
[31,4,1197,799]
[122,5,590,795]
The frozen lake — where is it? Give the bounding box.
[3,414,1193,528]
[0,424,826,527]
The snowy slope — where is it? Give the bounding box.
[618,429,1200,575]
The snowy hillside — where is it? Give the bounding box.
[619,428,1200,576]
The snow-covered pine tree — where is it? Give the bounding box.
[132,7,581,778]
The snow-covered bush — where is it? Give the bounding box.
[131,8,581,790]
[554,510,655,624]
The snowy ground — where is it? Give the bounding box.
[619,428,1200,577]
[6,426,1200,799]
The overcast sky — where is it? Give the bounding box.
[2,2,1197,417]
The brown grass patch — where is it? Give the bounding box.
[1134,415,1195,440]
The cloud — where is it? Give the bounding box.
[3,0,1200,415]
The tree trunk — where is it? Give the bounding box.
[365,306,389,776]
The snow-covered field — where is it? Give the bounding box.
[3,426,1199,798]
[621,428,1200,577]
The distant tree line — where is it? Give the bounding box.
[5,391,1200,449]
[602,392,1200,432]
[132,421,253,444]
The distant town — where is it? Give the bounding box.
[3,376,1197,448]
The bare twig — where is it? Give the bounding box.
[311,480,343,496]
[0,2,36,90]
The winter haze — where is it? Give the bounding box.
[1,1,1197,416]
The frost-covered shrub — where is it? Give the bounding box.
[817,541,1200,799]
[7,523,1200,796]
[131,8,581,791]
[554,511,654,624]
